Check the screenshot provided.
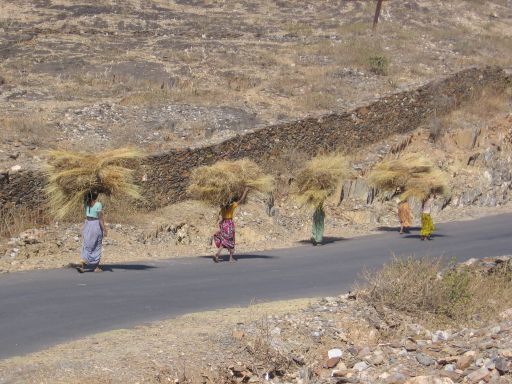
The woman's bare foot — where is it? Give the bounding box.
[94,266,103,272]
[75,261,86,273]
[212,255,219,263]
[229,256,237,263]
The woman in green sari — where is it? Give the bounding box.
[311,203,325,245]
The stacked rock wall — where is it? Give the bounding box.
[143,66,511,206]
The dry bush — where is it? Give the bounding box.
[244,317,295,380]
[44,148,143,220]
[358,256,512,326]
[0,205,50,239]
[187,159,275,207]
[293,153,352,208]
[367,55,389,76]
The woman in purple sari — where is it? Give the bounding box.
[213,188,248,263]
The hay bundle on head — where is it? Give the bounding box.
[401,169,450,201]
[368,154,433,192]
[187,159,274,207]
[293,153,352,208]
[45,147,143,219]
[369,153,449,201]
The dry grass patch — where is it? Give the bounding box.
[102,195,142,225]
[358,256,512,327]
[224,71,261,92]
[299,91,337,110]
[0,205,49,239]
[0,115,51,144]
[119,87,173,106]
[300,36,390,75]
[439,86,512,139]
[282,21,314,37]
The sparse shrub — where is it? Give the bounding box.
[438,268,472,319]
[300,92,337,110]
[358,256,512,326]
[0,205,50,239]
[367,55,388,75]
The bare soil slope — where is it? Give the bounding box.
[1,0,511,159]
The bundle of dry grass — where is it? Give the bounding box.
[45,147,143,219]
[187,159,274,206]
[401,169,450,201]
[293,153,352,208]
[368,154,432,191]
[369,154,449,201]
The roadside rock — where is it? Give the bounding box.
[416,353,436,366]
[404,377,454,384]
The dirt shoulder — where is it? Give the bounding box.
[0,298,314,384]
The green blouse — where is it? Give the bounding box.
[85,201,103,218]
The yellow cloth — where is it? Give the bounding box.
[421,213,435,237]
[221,202,238,219]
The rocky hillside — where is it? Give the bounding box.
[1,0,511,156]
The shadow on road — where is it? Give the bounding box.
[100,264,158,272]
[68,263,157,272]
[375,226,421,232]
[198,254,277,261]
[297,236,348,245]
[402,234,448,239]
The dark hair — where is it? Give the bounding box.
[85,190,99,207]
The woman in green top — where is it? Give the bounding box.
[77,190,107,273]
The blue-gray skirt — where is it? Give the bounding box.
[81,218,103,265]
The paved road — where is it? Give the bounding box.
[0,214,511,359]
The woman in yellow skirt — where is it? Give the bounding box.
[420,194,435,240]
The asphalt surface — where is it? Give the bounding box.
[0,213,511,359]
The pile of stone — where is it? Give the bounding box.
[215,258,512,384]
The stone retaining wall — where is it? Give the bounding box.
[143,66,511,206]
[1,66,510,209]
